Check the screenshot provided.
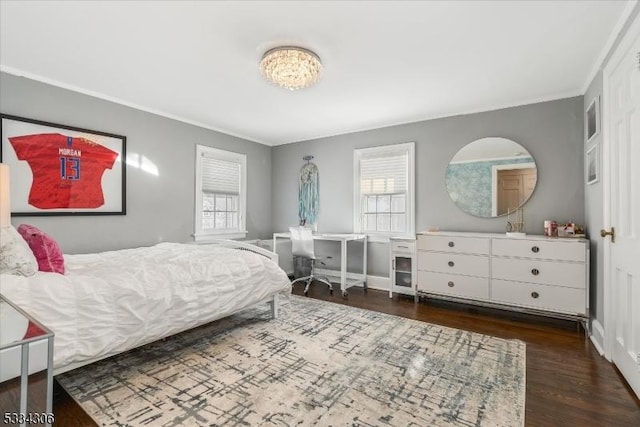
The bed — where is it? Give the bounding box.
[0,239,292,381]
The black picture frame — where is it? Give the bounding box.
[0,114,126,216]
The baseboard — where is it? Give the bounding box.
[590,318,605,356]
[363,275,390,291]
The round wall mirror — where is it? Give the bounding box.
[445,137,537,218]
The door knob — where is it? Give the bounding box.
[600,227,615,243]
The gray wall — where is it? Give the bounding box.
[1,72,273,254]
[583,71,604,324]
[272,97,585,277]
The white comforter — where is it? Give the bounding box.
[0,242,291,371]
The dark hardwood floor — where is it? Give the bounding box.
[1,286,638,426]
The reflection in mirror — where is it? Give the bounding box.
[445,137,537,218]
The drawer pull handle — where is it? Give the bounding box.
[448,281,455,287]
[448,261,455,267]
[398,245,409,249]
[448,241,455,247]
[531,268,540,276]
[531,246,540,253]
[531,291,540,299]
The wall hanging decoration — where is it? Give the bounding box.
[298,155,319,226]
[586,143,599,185]
[0,114,126,216]
[585,96,600,143]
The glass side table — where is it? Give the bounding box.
[0,295,54,427]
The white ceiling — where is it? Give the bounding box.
[0,1,633,146]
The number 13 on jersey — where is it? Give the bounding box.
[60,156,81,180]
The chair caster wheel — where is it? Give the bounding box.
[342,291,349,298]
[329,289,334,295]
[304,290,309,297]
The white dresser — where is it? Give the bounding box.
[416,231,589,320]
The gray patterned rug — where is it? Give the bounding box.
[57,296,525,426]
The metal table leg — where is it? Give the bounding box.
[46,337,54,427]
[340,240,347,297]
[20,343,29,427]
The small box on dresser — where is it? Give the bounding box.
[416,231,589,323]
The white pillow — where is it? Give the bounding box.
[0,225,37,276]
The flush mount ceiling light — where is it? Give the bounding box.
[260,46,322,90]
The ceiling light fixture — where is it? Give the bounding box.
[260,46,322,90]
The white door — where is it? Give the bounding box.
[603,12,640,398]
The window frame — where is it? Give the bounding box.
[353,142,415,242]
[194,145,247,241]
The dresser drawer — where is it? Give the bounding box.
[492,238,586,262]
[418,271,490,300]
[418,252,489,277]
[491,279,587,315]
[390,240,416,253]
[492,258,586,289]
[417,234,490,255]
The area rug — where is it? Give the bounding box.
[57,296,525,426]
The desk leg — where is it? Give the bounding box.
[340,240,347,296]
[20,343,29,427]
[46,337,54,427]
[363,237,368,291]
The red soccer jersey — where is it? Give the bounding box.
[9,133,119,209]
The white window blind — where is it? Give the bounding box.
[359,152,408,195]
[202,156,241,195]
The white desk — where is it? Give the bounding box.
[273,232,367,297]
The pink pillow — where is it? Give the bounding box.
[17,224,65,274]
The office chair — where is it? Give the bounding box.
[289,226,333,296]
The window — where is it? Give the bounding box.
[194,145,247,241]
[353,142,415,241]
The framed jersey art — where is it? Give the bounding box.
[1,114,126,216]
